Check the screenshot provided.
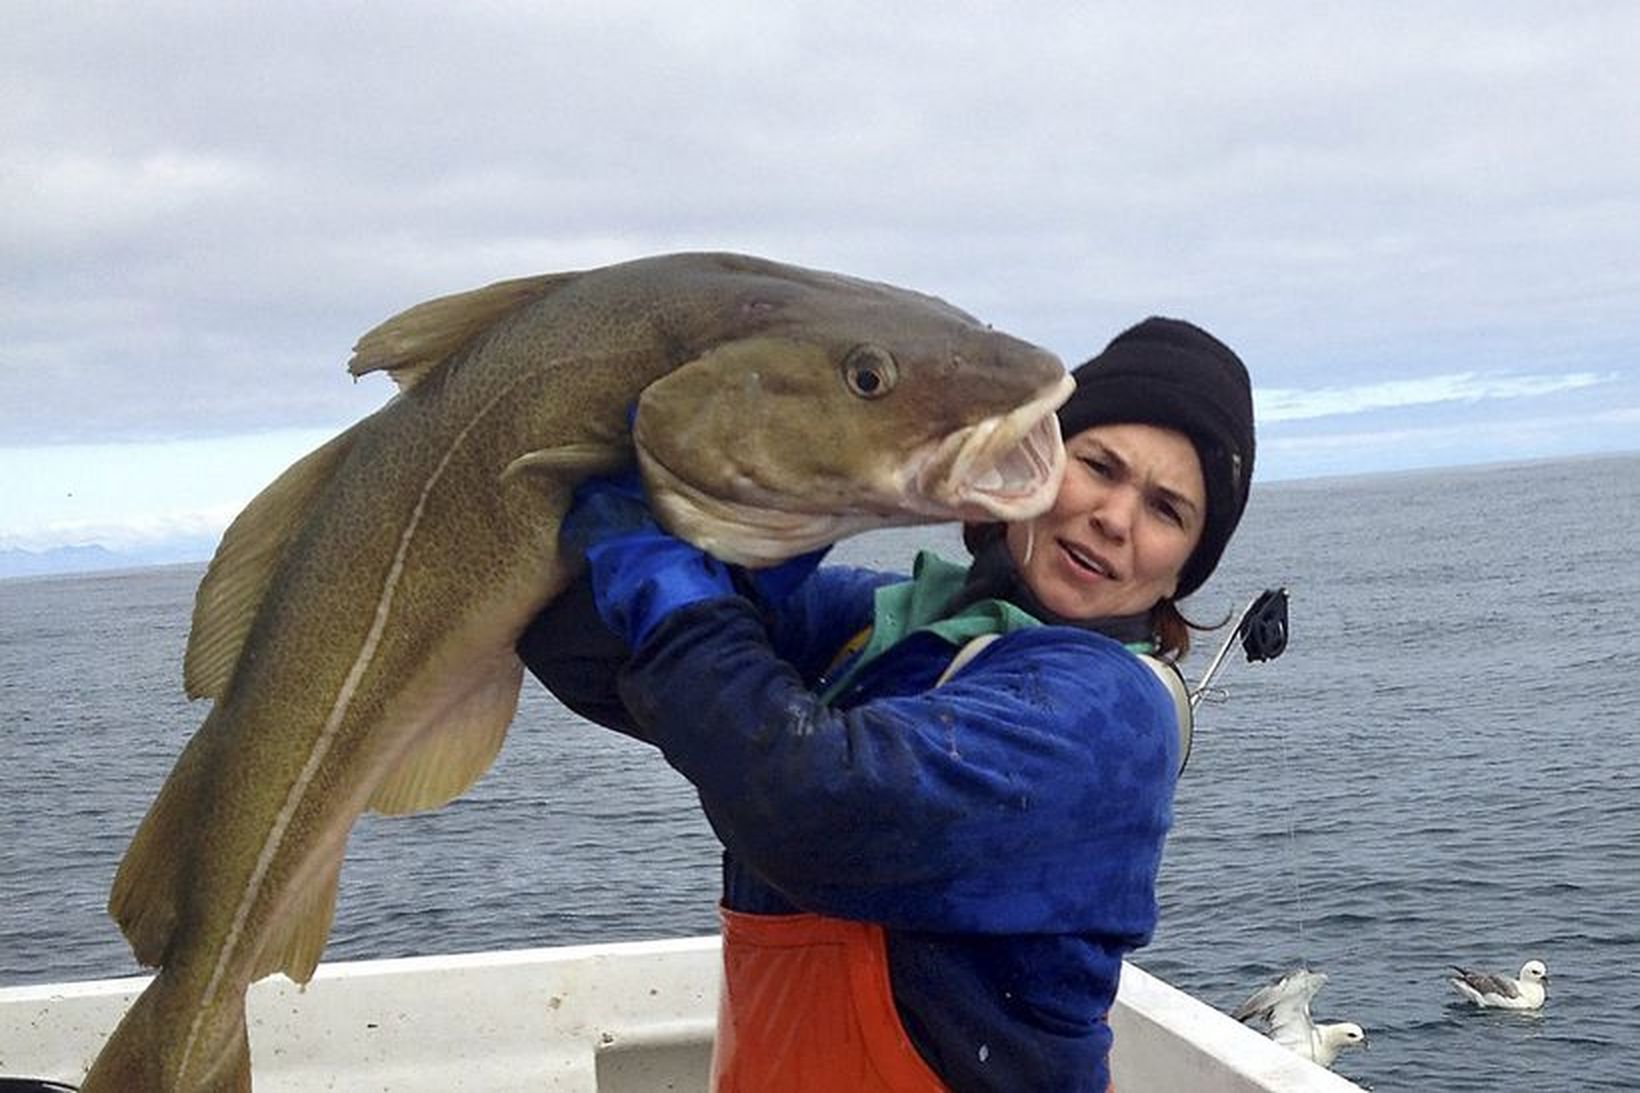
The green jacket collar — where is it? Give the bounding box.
[818,552,1043,703]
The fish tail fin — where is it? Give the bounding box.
[214,1019,254,1093]
[82,974,252,1093]
[79,988,164,1093]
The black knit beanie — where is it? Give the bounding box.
[1057,316,1255,600]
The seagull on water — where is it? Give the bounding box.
[1230,968,1368,1069]
[1448,959,1549,1010]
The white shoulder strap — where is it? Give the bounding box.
[934,633,1002,687]
[1136,654,1194,774]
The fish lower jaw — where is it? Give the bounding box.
[668,502,884,567]
[915,381,1070,522]
[639,464,875,566]
[943,478,1061,523]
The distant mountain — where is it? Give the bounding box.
[0,544,127,579]
[0,539,216,580]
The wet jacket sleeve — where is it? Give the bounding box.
[517,573,647,741]
[616,598,1180,940]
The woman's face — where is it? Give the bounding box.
[1007,423,1206,620]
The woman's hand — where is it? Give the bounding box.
[562,466,834,647]
[560,469,735,648]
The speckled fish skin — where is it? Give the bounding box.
[79,252,1071,1091]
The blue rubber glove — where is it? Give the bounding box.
[561,467,835,647]
[560,470,735,649]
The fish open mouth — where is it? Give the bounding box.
[913,373,1073,521]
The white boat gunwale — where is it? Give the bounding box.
[0,937,1365,1091]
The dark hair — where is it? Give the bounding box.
[1151,599,1202,660]
[1150,600,1184,659]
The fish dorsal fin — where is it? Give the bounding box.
[348,272,577,391]
[252,852,343,985]
[108,714,220,964]
[367,658,524,816]
[184,424,363,700]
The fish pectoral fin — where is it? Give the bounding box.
[185,423,364,700]
[254,853,343,986]
[501,444,631,483]
[368,659,524,816]
[348,272,579,391]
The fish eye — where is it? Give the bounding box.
[841,344,898,399]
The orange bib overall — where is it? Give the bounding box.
[711,907,949,1092]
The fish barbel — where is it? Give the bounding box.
[81,252,1072,1090]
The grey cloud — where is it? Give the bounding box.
[4,2,1639,449]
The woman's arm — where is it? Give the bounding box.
[618,601,1180,940]
[517,564,895,740]
[517,574,646,740]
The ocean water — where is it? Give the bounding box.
[3,453,1638,1091]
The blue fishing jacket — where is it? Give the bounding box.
[518,560,1181,1091]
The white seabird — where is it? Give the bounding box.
[1448,959,1549,1010]
[1230,968,1368,1069]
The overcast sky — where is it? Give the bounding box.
[4,2,1637,552]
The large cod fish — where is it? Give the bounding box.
[81,251,1073,1091]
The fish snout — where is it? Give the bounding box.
[966,333,1065,387]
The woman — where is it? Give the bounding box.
[518,316,1256,1091]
